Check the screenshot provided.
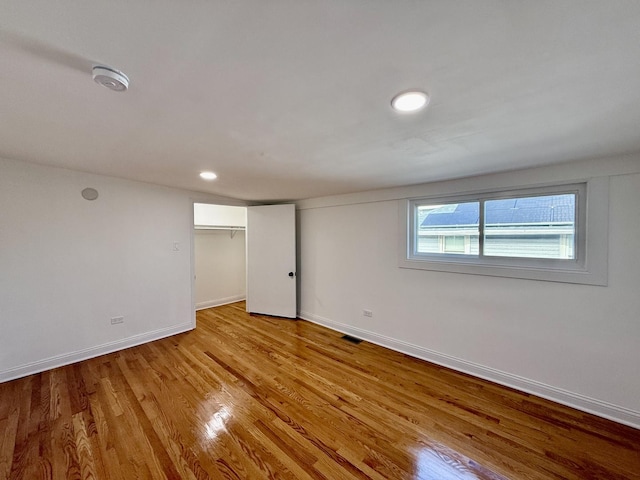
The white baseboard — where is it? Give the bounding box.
[299,310,640,430]
[0,322,194,383]
[196,294,246,311]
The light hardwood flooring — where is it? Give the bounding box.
[1,302,639,479]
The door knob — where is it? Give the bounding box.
[288,272,295,277]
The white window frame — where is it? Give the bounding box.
[398,177,609,285]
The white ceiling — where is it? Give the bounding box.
[2,1,640,201]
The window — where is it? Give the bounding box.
[484,194,576,259]
[399,179,609,285]
[443,235,466,254]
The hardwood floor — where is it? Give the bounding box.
[1,302,639,479]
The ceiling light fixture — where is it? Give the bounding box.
[92,66,130,92]
[391,90,429,113]
[200,171,218,180]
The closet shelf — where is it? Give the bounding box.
[194,225,245,230]
[194,225,245,238]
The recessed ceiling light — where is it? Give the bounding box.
[391,90,429,113]
[199,171,217,180]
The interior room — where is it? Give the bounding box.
[1,1,640,479]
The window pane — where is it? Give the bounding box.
[444,235,465,253]
[484,194,575,259]
[416,202,479,255]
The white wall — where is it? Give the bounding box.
[0,158,200,381]
[194,229,246,309]
[194,203,246,227]
[297,153,640,428]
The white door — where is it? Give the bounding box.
[246,204,296,318]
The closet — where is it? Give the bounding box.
[193,204,246,310]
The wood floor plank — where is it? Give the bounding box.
[1,301,639,479]
[0,409,19,480]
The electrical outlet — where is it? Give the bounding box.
[363,309,373,318]
[111,316,124,325]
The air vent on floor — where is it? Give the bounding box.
[341,335,363,344]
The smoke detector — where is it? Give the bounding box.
[92,66,129,92]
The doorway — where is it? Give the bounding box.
[193,203,247,310]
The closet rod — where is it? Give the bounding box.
[194,225,245,238]
[193,225,245,230]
